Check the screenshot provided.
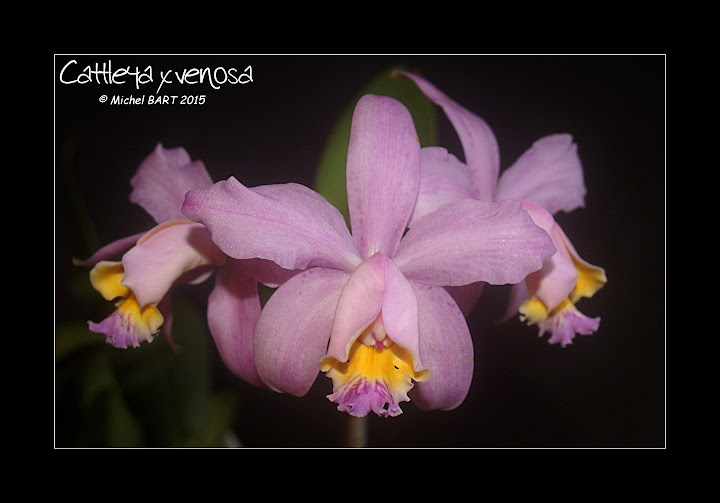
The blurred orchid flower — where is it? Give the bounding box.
[182,94,555,417]
[76,144,291,387]
[397,70,607,347]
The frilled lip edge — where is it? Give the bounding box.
[327,373,405,417]
[321,334,430,418]
[87,297,164,349]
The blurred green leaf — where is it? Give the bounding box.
[55,293,238,447]
[77,350,116,408]
[314,67,438,221]
[102,388,144,447]
[56,138,99,259]
[117,294,214,446]
[178,391,239,447]
[55,346,143,447]
[55,321,106,362]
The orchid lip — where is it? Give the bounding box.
[321,332,430,418]
[87,260,164,348]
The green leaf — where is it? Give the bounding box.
[314,67,438,221]
[55,346,143,447]
[56,291,240,447]
[177,391,239,447]
[55,321,106,363]
[116,294,212,446]
[56,138,100,259]
[101,387,144,447]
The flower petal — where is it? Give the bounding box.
[393,198,556,286]
[206,259,265,388]
[395,71,500,202]
[253,267,349,396]
[408,282,474,411]
[182,178,362,272]
[241,258,300,288]
[88,294,163,349]
[408,147,476,226]
[500,281,531,324]
[130,143,214,223]
[381,256,422,371]
[536,301,601,347]
[89,260,128,301]
[555,223,607,302]
[521,201,578,311]
[121,221,227,308]
[495,134,586,215]
[322,253,423,372]
[445,282,486,317]
[156,296,176,349]
[73,232,144,268]
[346,94,420,259]
[324,253,386,365]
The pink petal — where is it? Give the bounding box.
[206,259,265,388]
[73,232,144,268]
[499,281,531,324]
[130,143,214,223]
[241,258,300,288]
[538,304,601,347]
[395,71,500,202]
[495,134,587,215]
[325,253,386,364]
[393,199,556,287]
[408,281,474,411]
[253,267,350,396]
[408,147,476,226]
[445,282,486,317]
[346,94,421,259]
[520,201,578,310]
[380,256,421,371]
[121,221,227,308]
[183,178,362,273]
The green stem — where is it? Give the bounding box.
[343,415,368,447]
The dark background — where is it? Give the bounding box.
[55,54,665,448]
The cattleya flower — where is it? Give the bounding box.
[397,71,607,347]
[182,94,556,417]
[77,144,290,387]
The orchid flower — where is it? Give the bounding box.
[77,144,290,387]
[397,71,607,347]
[182,94,556,417]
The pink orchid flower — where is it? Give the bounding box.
[77,144,291,387]
[182,94,556,417]
[397,71,607,347]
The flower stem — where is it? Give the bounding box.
[343,415,368,447]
